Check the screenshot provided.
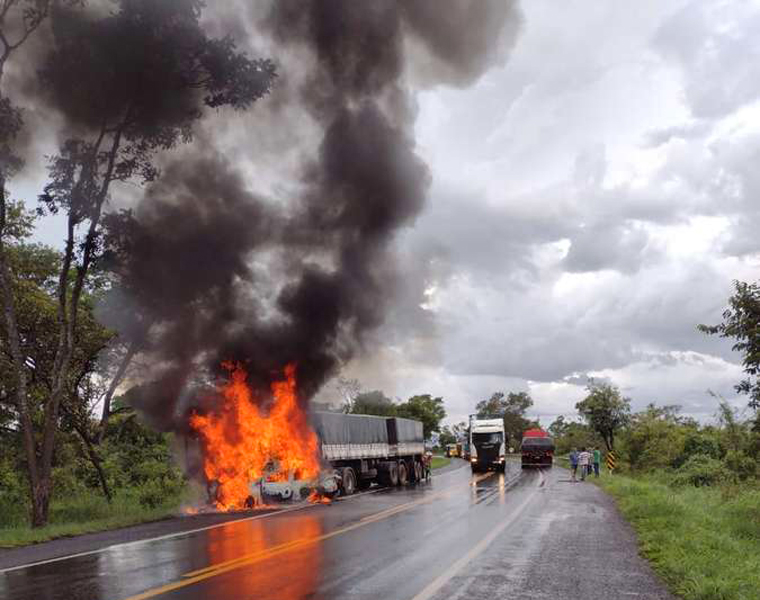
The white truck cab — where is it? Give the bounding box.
[469,418,506,473]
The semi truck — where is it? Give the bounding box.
[262,412,425,500]
[469,418,506,472]
[520,428,554,468]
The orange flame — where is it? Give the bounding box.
[307,490,332,505]
[189,363,320,510]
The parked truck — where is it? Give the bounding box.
[469,418,506,472]
[520,428,554,468]
[310,412,426,495]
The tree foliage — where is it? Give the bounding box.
[575,381,631,451]
[475,390,534,445]
[347,390,446,439]
[397,394,446,439]
[699,280,760,411]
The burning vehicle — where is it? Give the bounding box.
[189,363,425,510]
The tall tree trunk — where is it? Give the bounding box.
[98,341,137,443]
[0,173,47,526]
[1,0,55,528]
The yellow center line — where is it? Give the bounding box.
[182,490,450,580]
[119,482,467,600]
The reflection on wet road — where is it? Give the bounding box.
[1,461,544,600]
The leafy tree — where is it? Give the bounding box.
[349,390,397,417]
[476,390,533,445]
[2,0,276,527]
[438,426,456,447]
[624,404,686,471]
[548,415,570,438]
[699,280,760,411]
[575,380,630,451]
[397,394,446,439]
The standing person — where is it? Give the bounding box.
[593,446,601,478]
[569,448,579,482]
[579,447,591,481]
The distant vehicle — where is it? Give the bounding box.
[445,443,460,458]
[262,412,426,501]
[520,428,554,468]
[469,418,506,472]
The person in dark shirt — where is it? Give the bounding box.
[569,448,579,482]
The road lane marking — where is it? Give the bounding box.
[118,486,461,600]
[408,469,545,600]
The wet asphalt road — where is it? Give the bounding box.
[0,461,674,600]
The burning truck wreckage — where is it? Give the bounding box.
[184,363,425,510]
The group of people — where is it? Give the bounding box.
[568,447,601,481]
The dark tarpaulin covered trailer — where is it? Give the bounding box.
[386,417,423,444]
[310,412,389,446]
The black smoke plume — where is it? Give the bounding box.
[46,1,522,430]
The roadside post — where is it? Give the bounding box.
[606,451,617,474]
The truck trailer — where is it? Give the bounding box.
[309,412,426,495]
[469,418,506,472]
[520,428,554,468]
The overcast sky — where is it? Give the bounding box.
[320,0,760,427]
[11,0,760,428]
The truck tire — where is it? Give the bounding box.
[389,462,399,486]
[341,467,356,496]
[414,460,423,482]
[407,460,416,483]
[471,464,478,473]
[398,461,408,486]
[379,462,399,487]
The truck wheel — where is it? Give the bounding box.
[341,467,356,496]
[407,460,416,483]
[471,464,478,473]
[388,462,399,486]
[398,461,408,486]
[414,461,423,482]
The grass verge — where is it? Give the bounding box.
[431,456,451,470]
[596,473,760,600]
[0,493,183,549]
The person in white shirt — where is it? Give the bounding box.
[578,447,592,481]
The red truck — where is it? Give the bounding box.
[520,428,554,468]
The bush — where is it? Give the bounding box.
[673,431,722,468]
[672,454,727,487]
[724,450,757,481]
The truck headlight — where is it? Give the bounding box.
[470,457,477,462]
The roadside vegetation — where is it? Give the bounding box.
[0,404,187,547]
[548,280,760,600]
[430,456,450,470]
[599,474,759,600]
[551,394,759,600]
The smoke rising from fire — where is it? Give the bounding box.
[14,1,523,429]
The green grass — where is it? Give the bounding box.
[596,473,760,600]
[431,456,451,469]
[0,492,184,548]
